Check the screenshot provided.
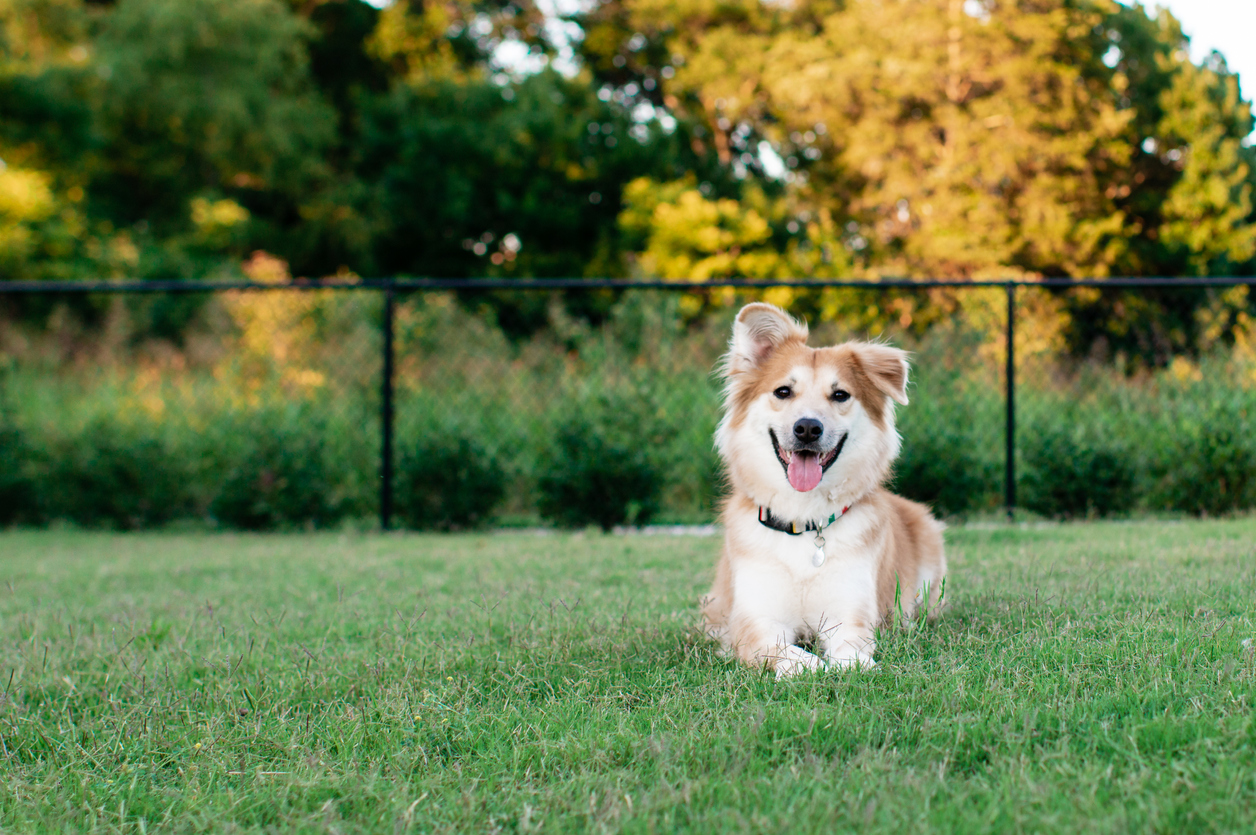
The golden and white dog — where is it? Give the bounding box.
[701,303,946,677]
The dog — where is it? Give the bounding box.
[701,303,946,678]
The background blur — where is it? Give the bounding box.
[2,0,1255,530]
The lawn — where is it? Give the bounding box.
[2,520,1255,833]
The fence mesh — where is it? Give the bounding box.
[1,280,1254,530]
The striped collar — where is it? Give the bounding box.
[757,504,851,536]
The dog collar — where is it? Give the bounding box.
[758,504,851,567]
[757,504,851,535]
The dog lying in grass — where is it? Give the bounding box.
[701,303,946,677]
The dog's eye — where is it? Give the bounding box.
[773,386,792,399]
[831,390,851,403]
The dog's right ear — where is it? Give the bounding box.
[728,303,808,373]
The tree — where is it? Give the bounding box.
[590,0,1141,279]
[583,0,1256,360]
[1059,5,1256,363]
[92,0,337,239]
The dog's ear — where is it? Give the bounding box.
[728,303,808,371]
[854,344,910,405]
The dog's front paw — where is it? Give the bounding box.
[773,645,827,679]
[827,651,877,671]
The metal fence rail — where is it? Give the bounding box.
[3,275,1256,528]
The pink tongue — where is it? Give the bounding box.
[787,452,823,492]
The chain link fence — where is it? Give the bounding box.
[1,277,1254,530]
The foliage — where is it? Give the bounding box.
[5,288,1256,530]
[210,404,358,530]
[537,389,665,530]
[367,0,548,84]
[0,421,29,524]
[619,176,849,281]
[0,372,35,525]
[1052,7,1256,363]
[41,414,197,529]
[0,0,697,292]
[393,418,507,531]
[0,0,347,283]
[358,69,687,283]
[92,0,335,227]
[1147,395,1256,516]
[579,0,1256,360]
[1020,420,1136,518]
[3,0,1256,364]
[892,411,1001,518]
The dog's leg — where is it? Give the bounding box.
[816,619,877,670]
[773,645,827,679]
[897,574,948,627]
[699,591,733,656]
[730,617,825,679]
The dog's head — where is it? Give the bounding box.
[716,303,909,505]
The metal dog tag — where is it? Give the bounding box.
[812,536,826,567]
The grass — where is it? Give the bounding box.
[2,520,1255,833]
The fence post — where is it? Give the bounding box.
[381,285,395,531]
[1005,281,1016,520]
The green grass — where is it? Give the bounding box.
[2,520,1255,833]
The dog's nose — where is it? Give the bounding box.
[793,418,823,444]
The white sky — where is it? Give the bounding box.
[1153,1,1254,97]
[1151,1,1255,139]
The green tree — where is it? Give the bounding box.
[1060,5,1256,363]
[92,0,337,243]
[356,68,691,334]
[619,175,848,280]
[592,0,1139,278]
[0,0,347,284]
[0,0,98,282]
[584,0,1256,360]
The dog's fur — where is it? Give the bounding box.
[701,303,946,677]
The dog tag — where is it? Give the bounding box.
[812,537,826,568]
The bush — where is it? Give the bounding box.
[536,391,664,531]
[42,415,196,528]
[1148,400,1256,515]
[393,421,506,530]
[1020,419,1136,518]
[0,419,36,525]
[0,368,37,525]
[890,373,1001,517]
[892,424,999,517]
[210,406,355,530]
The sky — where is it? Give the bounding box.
[1153,0,1255,139]
[1155,0,1255,98]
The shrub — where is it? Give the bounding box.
[0,368,38,525]
[0,418,36,525]
[1020,419,1136,518]
[393,421,506,530]
[647,387,723,522]
[891,376,1001,517]
[536,391,664,531]
[210,406,354,530]
[892,424,999,517]
[1148,400,1256,515]
[43,415,196,528]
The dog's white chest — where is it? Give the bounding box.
[730,526,875,626]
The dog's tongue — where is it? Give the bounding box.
[787,452,823,492]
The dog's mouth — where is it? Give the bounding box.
[769,429,847,493]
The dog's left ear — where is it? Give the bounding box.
[856,344,910,405]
